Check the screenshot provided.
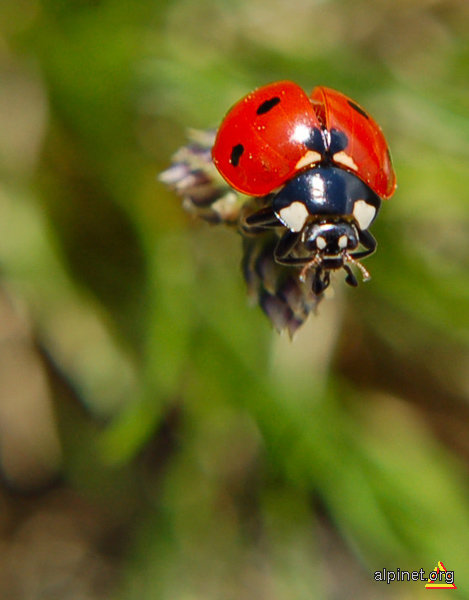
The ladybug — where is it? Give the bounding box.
[212,81,396,294]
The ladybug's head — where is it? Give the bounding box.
[296,218,371,294]
[302,219,359,266]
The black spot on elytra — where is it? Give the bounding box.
[256,97,281,115]
[347,100,369,119]
[230,144,244,167]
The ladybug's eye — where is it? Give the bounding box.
[256,97,281,115]
[230,144,244,167]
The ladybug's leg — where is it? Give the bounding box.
[274,230,301,260]
[274,255,315,267]
[349,229,376,259]
[343,264,358,287]
[243,206,279,230]
[312,267,330,296]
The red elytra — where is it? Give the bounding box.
[311,86,396,199]
[211,80,396,200]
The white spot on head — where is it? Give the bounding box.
[333,151,358,171]
[278,201,309,232]
[338,235,348,249]
[353,199,376,230]
[291,124,311,143]
[295,150,322,171]
[316,236,327,250]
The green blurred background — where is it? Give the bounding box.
[0,0,468,598]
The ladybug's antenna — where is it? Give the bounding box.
[344,253,371,282]
[299,254,321,282]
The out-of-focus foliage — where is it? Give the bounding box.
[0,0,468,598]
